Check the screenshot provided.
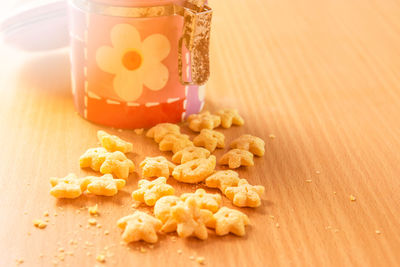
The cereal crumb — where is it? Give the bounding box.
[16,259,24,265]
[275,223,280,228]
[97,224,102,228]
[88,204,99,216]
[375,230,381,235]
[43,211,49,217]
[177,249,183,254]
[140,247,147,253]
[171,236,177,242]
[33,219,47,229]
[305,179,312,183]
[23,211,28,215]
[88,218,97,225]
[315,170,321,174]
[196,257,206,265]
[269,215,275,219]
[58,253,65,261]
[86,252,92,256]
[54,213,58,217]
[39,254,44,258]
[189,256,195,260]
[96,254,106,263]
[269,134,276,139]
[104,230,110,235]
[333,192,337,195]
[134,128,144,135]
[58,248,64,252]
[350,195,356,201]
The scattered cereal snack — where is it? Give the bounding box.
[172,147,210,164]
[170,197,214,240]
[134,128,144,135]
[117,211,162,243]
[207,207,249,236]
[79,147,110,171]
[88,204,98,215]
[205,170,240,193]
[230,134,265,156]
[86,174,126,196]
[97,130,133,153]
[96,254,106,263]
[193,129,225,152]
[33,219,47,229]
[154,196,183,233]
[172,156,216,183]
[196,256,206,265]
[187,111,221,132]
[219,149,254,169]
[139,156,176,179]
[181,189,222,213]
[132,177,175,206]
[216,109,244,128]
[159,133,194,154]
[100,151,135,179]
[224,179,265,208]
[146,123,181,143]
[50,173,90,199]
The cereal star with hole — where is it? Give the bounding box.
[172,156,216,183]
[181,189,222,213]
[154,196,183,233]
[146,123,181,143]
[50,173,91,199]
[207,207,249,236]
[216,109,244,128]
[205,170,241,193]
[79,147,110,171]
[230,134,265,156]
[224,179,265,208]
[97,130,133,153]
[99,151,135,179]
[219,149,254,169]
[187,111,221,132]
[171,197,214,240]
[193,129,225,152]
[172,146,210,164]
[132,177,175,206]
[139,156,176,179]
[86,174,126,196]
[159,133,194,154]
[117,211,162,243]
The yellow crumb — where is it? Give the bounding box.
[140,247,147,253]
[96,254,106,263]
[44,218,50,222]
[88,218,97,225]
[54,213,58,217]
[269,134,276,139]
[27,232,31,236]
[58,248,64,252]
[86,252,92,256]
[104,230,110,235]
[269,215,275,219]
[88,204,99,216]
[16,259,24,265]
[58,253,65,261]
[189,256,195,260]
[171,236,177,242]
[177,249,183,254]
[33,219,47,229]
[134,128,144,135]
[275,223,280,228]
[315,170,321,174]
[305,179,312,183]
[43,211,49,217]
[350,195,356,201]
[196,257,206,265]
[375,230,381,235]
[39,254,44,258]
[97,224,102,228]
[23,211,28,215]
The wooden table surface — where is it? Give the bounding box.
[1,0,400,266]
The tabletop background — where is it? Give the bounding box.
[1,0,400,266]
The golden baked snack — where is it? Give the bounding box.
[97,130,133,153]
[193,129,225,152]
[181,189,222,213]
[139,156,176,179]
[117,211,162,243]
[159,133,194,154]
[86,174,126,196]
[172,147,210,164]
[50,173,90,199]
[187,111,221,132]
[219,149,254,169]
[216,109,244,128]
[207,207,249,236]
[146,123,181,143]
[99,151,135,179]
[205,170,240,193]
[224,179,265,208]
[230,134,265,156]
[172,156,216,183]
[154,195,183,233]
[132,177,175,206]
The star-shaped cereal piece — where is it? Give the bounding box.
[100,151,135,179]
[146,123,181,143]
[171,197,214,240]
[207,207,250,236]
[97,130,133,153]
[181,189,222,213]
[230,134,265,156]
[219,149,254,169]
[187,111,221,132]
[117,211,162,243]
[216,109,244,128]
[205,170,240,193]
[132,177,175,206]
[154,196,183,233]
[86,174,126,196]
[224,179,265,208]
[172,146,210,164]
[159,133,194,154]
[193,129,225,152]
[79,147,110,171]
[50,173,90,199]
[139,156,176,179]
[172,155,216,183]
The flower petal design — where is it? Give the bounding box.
[142,34,171,61]
[111,24,142,52]
[143,62,169,91]
[96,46,122,74]
[113,69,144,102]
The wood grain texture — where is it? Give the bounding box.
[1,0,400,266]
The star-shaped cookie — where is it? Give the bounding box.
[181,189,222,213]
[187,111,221,132]
[208,207,250,236]
[154,196,183,233]
[132,177,175,206]
[219,149,254,169]
[97,130,133,153]
[172,146,210,164]
[50,173,90,199]
[216,109,244,128]
[100,151,135,179]
[230,134,265,156]
[159,133,194,154]
[117,211,162,243]
[193,129,225,152]
[139,156,176,179]
[146,123,181,143]
[172,156,216,183]
[205,170,240,193]
[86,174,126,196]
[224,179,265,208]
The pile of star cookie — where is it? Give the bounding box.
[49,109,266,243]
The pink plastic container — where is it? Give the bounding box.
[69,0,212,128]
